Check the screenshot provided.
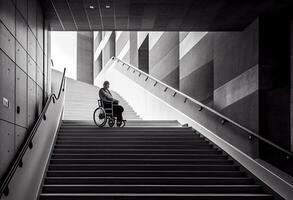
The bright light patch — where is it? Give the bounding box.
[51,31,77,80]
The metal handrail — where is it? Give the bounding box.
[113,57,293,158]
[0,68,66,197]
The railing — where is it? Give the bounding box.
[113,57,293,158]
[0,68,66,197]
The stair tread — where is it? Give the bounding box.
[40,193,271,196]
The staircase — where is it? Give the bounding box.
[64,77,141,120]
[39,121,273,200]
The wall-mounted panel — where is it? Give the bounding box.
[15,66,28,128]
[16,10,27,49]
[0,50,15,123]
[28,29,36,62]
[0,22,15,61]
[28,56,36,81]
[16,41,27,73]
[0,120,15,179]
[0,0,15,34]
[27,78,37,128]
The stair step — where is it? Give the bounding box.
[47,171,245,177]
[48,164,238,171]
[53,149,222,154]
[55,141,211,145]
[56,136,202,140]
[51,154,225,159]
[42,184,263,193]
[54,145,214,149]
[59,127,192,132]
[44,177,254,185]
[39,193,272,200]
[50,159,233,165]
[39,119,273,200]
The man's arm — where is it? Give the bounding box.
[99,89,114,102]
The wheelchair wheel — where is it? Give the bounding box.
[93,107,107,127]
[108,118,115,127]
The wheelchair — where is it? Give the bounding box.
[93,100,126,127]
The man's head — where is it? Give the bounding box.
[103,81,110,89]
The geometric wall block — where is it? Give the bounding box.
[0,119,15,179]
[15,66,28,128]
[28,56,36,81]
[28,28,36,62]
[16,0,28,21]
[16,10,28,49]
[28,0,37,36]
[0,22,15,61]
[0,50,15,123]
[0,0,15,34]
[16,41,27,73]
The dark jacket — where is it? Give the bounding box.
[99,88,114,102]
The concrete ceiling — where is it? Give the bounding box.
[40,0,293,31]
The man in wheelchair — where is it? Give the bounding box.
[99,81,124,126]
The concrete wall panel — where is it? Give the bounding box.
[16,0,27,21]
[15,125,27,152]
[180,61,213,104]
[28,0,37,35]
[0,120,15,178]
[28,56,36,81]
[214,20,259,89]
[0,0,46,182]
[16,11,27,49]
[129,32,138,67]
[15,67,28,127]
[0,22,15,61]
[28,29,36,62]
[0,0,15,33]
[77,32,93,84]
[0,51,15,123]
[16,41,27,73]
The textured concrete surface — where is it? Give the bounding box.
[77,31,93,84]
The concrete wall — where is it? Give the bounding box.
[102,32,115,66]
[258,14,292,173]
[213,19,259,133]
[77,31,93,84]
[149,32,179,89]
[129,32,138,67]
[0,0,47,179]
[179,32,213,106]
[138,35,149,73]
[116,31,130,63]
